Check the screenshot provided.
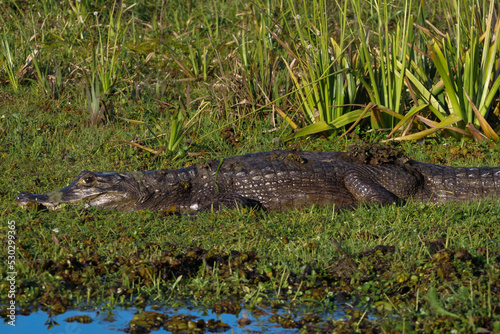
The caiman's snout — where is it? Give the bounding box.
[16,170,142,211]
[15,192,58,210]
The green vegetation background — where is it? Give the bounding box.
[0,0,499,332]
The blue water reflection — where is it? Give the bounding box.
[2,304,350,333]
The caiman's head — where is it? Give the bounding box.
[16,170,142,211]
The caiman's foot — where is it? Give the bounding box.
[344,168,402,205]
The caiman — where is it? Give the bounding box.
[15,149,500,213]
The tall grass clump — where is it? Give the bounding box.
[0,33,21,92]
[0,8,49,95]
[234,3,287,106]
[268,0,500,141]
[351,0,414,130]
[215,1,293,124]
[89,2,133,96]
[275,0,361,139]
[388,0,500,141]
[83,2,134,125]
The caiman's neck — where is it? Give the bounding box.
[131,169,198,212]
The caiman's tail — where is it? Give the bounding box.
[410,161,500,203]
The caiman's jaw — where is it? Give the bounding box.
[16,191,65,210]
[15,170,141,211]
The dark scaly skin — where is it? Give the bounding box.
[15,151,500,213]
[408,161,500,203]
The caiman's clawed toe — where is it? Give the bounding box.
[15,150,500,213]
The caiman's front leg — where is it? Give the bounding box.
[344,166,403,205]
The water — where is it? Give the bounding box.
[1,304,350,333]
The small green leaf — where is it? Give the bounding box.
[287,121,335,140]
[424,287,460,318]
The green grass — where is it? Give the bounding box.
[1,182,500,331]
[1,88,499,331]
[0,0,500,332]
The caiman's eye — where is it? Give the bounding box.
[81,175,96,185]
